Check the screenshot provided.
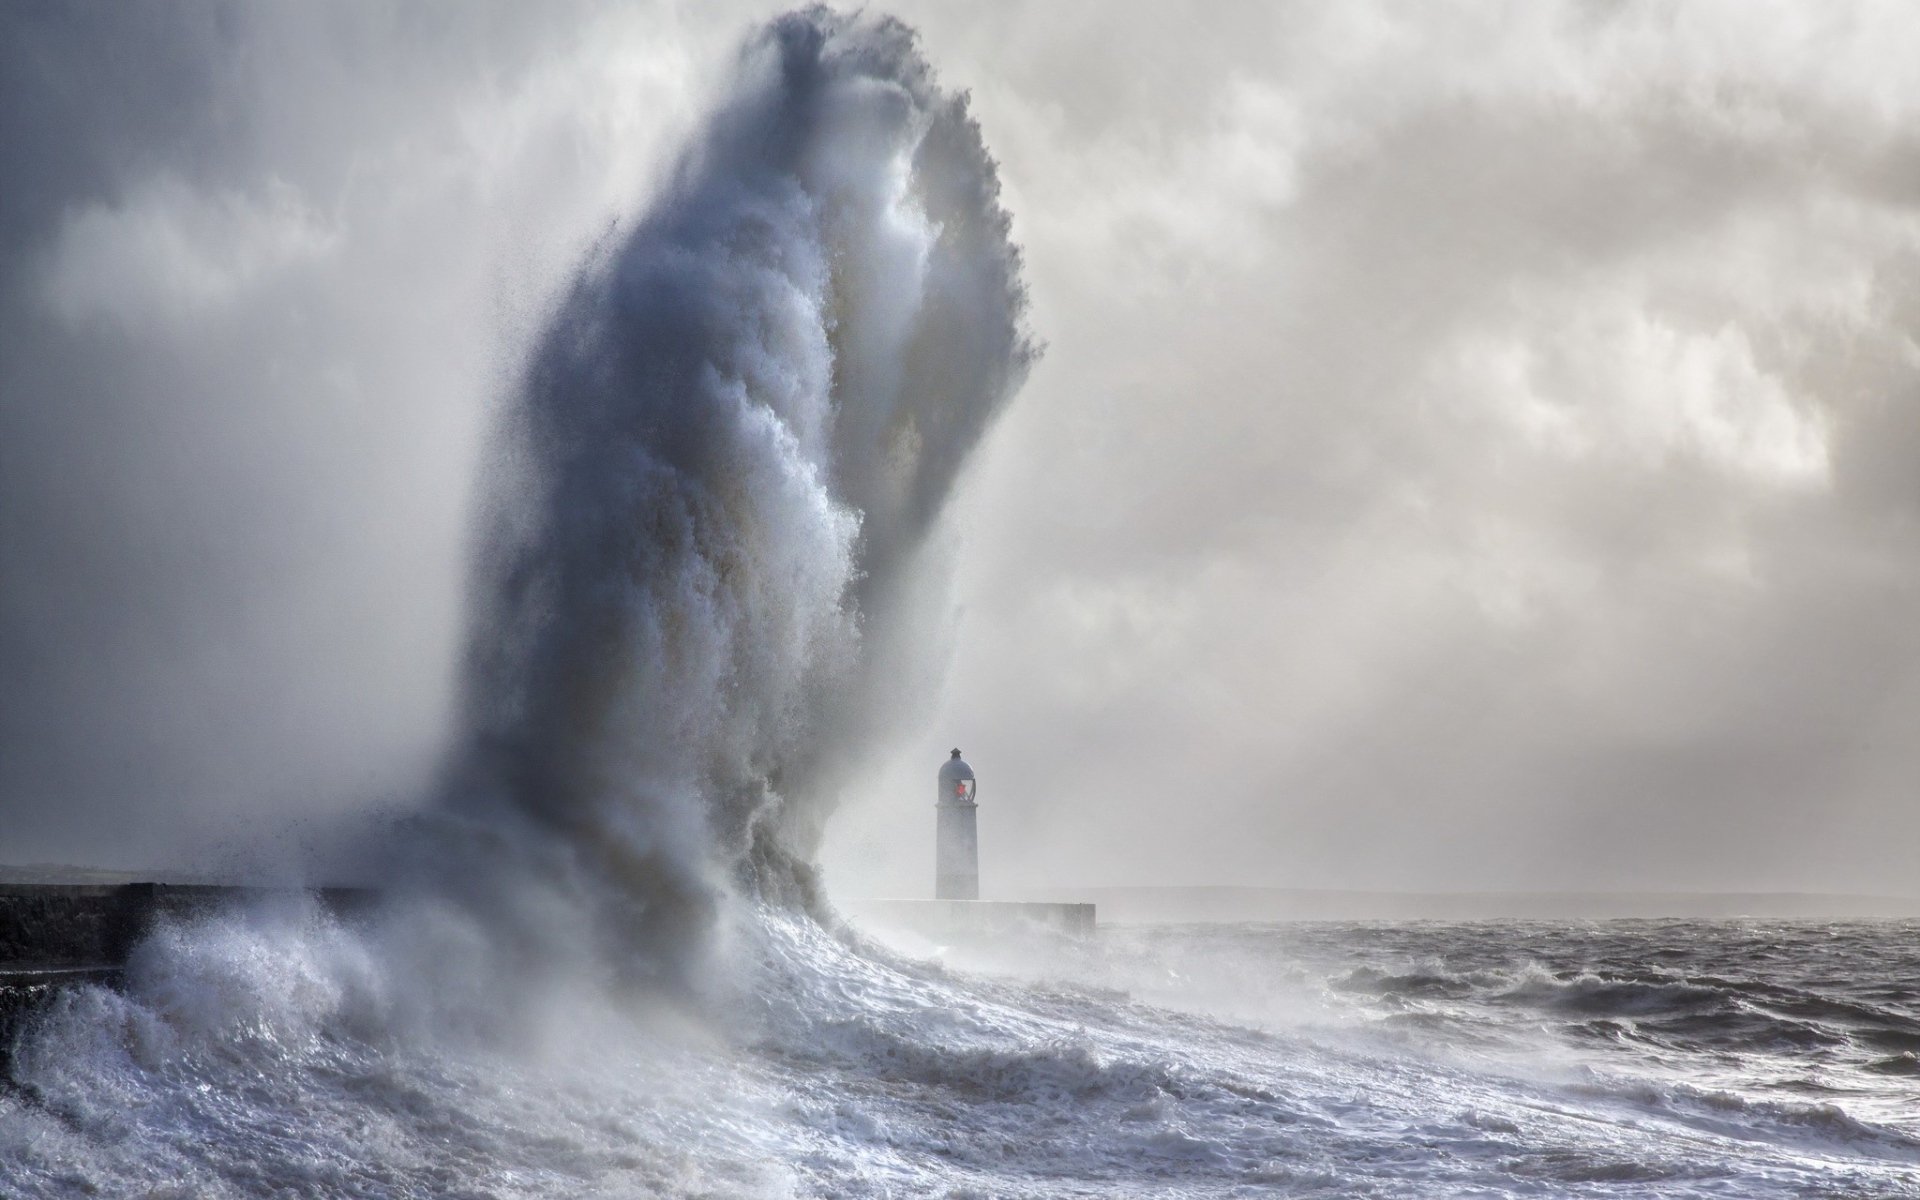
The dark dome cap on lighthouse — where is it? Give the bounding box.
[940,749,975,787]
[950,748,962,758]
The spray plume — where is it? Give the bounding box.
[429,8,1035,973]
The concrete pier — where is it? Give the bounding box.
[848,898,1096,938]
[0,877,375,1067]
[0,879,376,977]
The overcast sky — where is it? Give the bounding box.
[4,2,1916,897]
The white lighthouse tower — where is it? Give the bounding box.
[935,749,979,900]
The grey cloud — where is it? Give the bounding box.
[825,0,1920,900]
[3,2,1916,900]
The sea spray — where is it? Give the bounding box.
[430,8,1036,984]
[2,11,1045,1193]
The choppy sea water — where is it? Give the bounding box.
[5,910,1917,1198]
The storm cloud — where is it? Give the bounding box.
[3,2,1916,898]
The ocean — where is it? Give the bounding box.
[4,907,1917,1197]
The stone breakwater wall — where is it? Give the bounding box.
[0,881,373,1072]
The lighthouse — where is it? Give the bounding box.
[935,749,979,900]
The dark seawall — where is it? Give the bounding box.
[0,878,374,1072]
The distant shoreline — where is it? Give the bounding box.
[1019,885,1920,923]
[9,867,1919,923]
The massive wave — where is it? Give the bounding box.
[431,9,1035,972]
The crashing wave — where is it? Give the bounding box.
[425,7,1035,977]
